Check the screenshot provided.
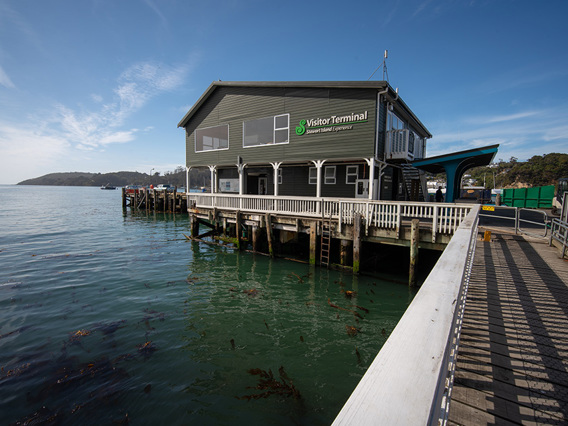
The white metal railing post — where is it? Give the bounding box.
[432,205,438,243]
[339,201,344,234]
[396,204,401,239]
[365,202,370,235]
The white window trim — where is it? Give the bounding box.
[324,166,336,185]
[308,167,317,185]
[346,165,358,184]
[194,124,230,153]
[243,114,290,148]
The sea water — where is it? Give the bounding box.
[0,185,416,425]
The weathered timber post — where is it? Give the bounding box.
[265,213,274,258]
[309,221,317,265]
[235,211,242,250]
[340,239,352,267]
[163,191,167,212]
[353,213,362,274]
[173,187,177,213]
[133,189,138,209]
[409,218,420,286]
[122,187,126,209]
[252,225,261,252]
[190,214,199,238]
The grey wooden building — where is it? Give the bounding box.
[178,81,432,201]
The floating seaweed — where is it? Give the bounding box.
[243,289,258,297]
[381,328,387,337]
[288,272,304,283]
[263,320,269,330]
[344,290,356,299]
[237,366,301,401]
[12,405,61,425]
[0,362,31,381]
[68,329,91,343]
[230,338,236,350]
[140,309,166,329]
[93,320,127,336]
[345,325,360,337]
[299,336,304,342]
[327,299,362,319]
[136,341,157,360]
[144,384,152,393]
[355,305,369,314]
[0,325,32,341]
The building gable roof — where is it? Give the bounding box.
[177,81,431,138]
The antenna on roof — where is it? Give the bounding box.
[367,50,389,82]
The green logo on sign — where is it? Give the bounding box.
[295,120,306,136]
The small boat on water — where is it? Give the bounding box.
[101,183,117,190]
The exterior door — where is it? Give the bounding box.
[258,177,267,195]
[356,179,369,198]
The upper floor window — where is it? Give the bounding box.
[243,114,289,147]
[388,111,405,131]
[195,124,229,152]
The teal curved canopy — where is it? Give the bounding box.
[412,144,499,203]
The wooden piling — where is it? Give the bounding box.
[265,213,274,258]
[235,211,242,250]
[340,239,352,267]
[409,218,420,286]
[122,187,126,209]
[309,221,317,265]
[190,214,199,238]
[252,226,261,252]
[353,213,362,274]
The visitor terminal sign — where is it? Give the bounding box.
[295,111,368,135]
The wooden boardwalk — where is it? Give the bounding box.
[449,233,568,425]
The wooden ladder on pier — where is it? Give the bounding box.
[320,214,332,268]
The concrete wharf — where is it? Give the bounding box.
[448,232,568,425]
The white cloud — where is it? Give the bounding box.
[50,60,190,149]
[0,59,194,183]
[0,123,70,183]
[0,65,15,89]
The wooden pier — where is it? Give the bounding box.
[185,193,475,278]
[448,232,568,425]
[122,187,188,213]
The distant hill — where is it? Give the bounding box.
[18,168,211,188]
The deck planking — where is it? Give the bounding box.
[448,233,568,425]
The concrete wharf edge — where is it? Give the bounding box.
[448,232,568,425]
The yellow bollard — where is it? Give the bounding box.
[483,230,491,242]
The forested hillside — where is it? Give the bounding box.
[18,167,211,188]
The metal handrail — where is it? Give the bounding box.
[549,218,568,258]
[332,208,480,425]
[479,205,548,238]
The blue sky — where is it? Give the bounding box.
[0,0,567,184]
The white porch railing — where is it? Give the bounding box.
[188,193,475,241]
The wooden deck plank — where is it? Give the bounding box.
[448,233,568,425]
